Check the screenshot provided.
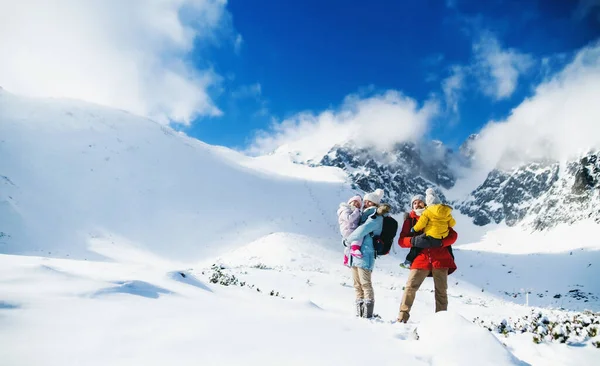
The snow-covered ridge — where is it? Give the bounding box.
[0,90,353,260]
[310,137,600,231]
[457,152,600,230]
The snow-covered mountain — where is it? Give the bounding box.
[312,138,600,231]
[456,153,600,229]
[318,141,457,212]
[458,133,479,161]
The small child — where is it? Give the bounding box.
[410,188,456,253]
[337,195,364,266]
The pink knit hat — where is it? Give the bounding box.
[347,195,362,205]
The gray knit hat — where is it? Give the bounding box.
[411,194,425,206]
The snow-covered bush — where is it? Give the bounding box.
[474,310,600,347]
[203,264,288,299]
[207,264,241,286]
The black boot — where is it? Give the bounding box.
[363,300,374,318]
[355,300,364,317]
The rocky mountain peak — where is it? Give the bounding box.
[319,140,457,212]
[458,133,480,161]
[456,151,600,229]
[317,137,600,231]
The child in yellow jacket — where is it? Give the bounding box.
[412,188,456,240]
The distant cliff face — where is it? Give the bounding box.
[319,141,456,212]
[317,138,600,230]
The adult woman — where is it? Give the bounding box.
[345,188,385,318]
[397,193,457,323]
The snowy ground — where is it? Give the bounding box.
[1,232,599,366]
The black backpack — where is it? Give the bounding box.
[372,215,398,257]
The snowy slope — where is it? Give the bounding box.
[0,90,352,260]
[0,252,525,366]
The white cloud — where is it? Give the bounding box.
[472,41,600,171]
[423,54,445,83]
[437,32,533,114]
[0,0,232,125]
[234,34,244,54]
[472,32,534,100]
[231,82,270,118]
[539,53,569,79]
[231,83,262,99]
[249,90,438,160]
[442,65,465,114]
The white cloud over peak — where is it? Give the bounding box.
[0,0,234,125]
[438,31,534,115]
[472,32,534,100]
[442,65,465,114]
[249,91,438,161]
[472,41,600,171]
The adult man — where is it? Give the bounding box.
[397,193,457,323]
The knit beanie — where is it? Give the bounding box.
[425,188,441,206]
[347,195,362,206]
[363,189,384,205]
[411,194,425,207]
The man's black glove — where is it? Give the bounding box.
[411,234,443,248]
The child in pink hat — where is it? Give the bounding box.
[337,194,364,265]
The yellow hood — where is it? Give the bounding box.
[426,204,453,219]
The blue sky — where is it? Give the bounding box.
[1,0,599,159]
[180,0,600,152]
